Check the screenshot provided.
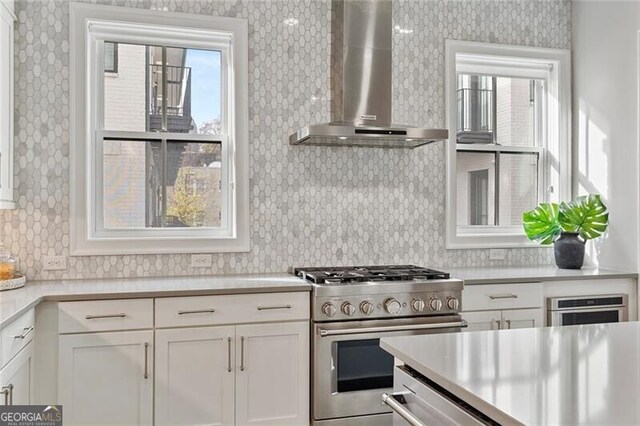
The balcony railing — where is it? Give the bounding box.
[149,64,192,117]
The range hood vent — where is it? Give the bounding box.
[289,0,448,148]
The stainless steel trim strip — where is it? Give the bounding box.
[143,342,149,379]
[318,320,467,337]
[85,313,126,320]
[13,326,34,340]
[257,305,292,311]
[177,309,216,315]
[381,393,426,426]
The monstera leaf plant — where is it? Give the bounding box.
[523,194,609,269]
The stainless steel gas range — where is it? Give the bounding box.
[293,265,465,426]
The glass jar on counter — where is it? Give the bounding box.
[0,249,16,280]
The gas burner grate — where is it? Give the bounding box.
[293,265,450,284]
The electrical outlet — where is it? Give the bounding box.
[191,254,212,268]
[43,255,68,271]
[489,249,506,261]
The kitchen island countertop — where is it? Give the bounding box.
[381,321,640,425]
[0,273,310,328]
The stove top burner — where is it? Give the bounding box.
[293,265,450,284]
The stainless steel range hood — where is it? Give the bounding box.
[289,0,448,148]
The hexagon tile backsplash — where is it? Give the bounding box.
[3,0,570,280]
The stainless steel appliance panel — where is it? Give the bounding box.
[313,315,465,421]
[547,294,628,326]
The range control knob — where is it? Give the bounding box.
[360,301,375,316]
[322,303,337,318]
[429,298,443,311]
[447,297,460,311]
[384,298,402,315]
[341,302,356,316]
[411,299,426,312]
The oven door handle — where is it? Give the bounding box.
[318,320,467,337]
[382,393,427,426]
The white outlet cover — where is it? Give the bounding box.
[489,249,506,261]
[43,255,68,270]
[191,254,213,268]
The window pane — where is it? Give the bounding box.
[167,47,222,135]
[495,77,539,147]
[166,141,222,228]
[456,152,496,227]
[498,153,538,226]
[456,75,494,144]
[103,42,156,132]
[103,139,162,229]
[104,42,117,73]
[456,75,542,147]
[104,44,223,135]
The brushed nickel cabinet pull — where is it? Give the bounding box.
[143,342,149,379]
[85,313,126,320]
[495,320,501,330]
[1,385,12,406]
[257,305,292,311]
[177,309,216,315]
[227,337,232,372]
[505,319,512,329]
[13,326,34,339]
[240,336,245,371]
[488,294,518,300]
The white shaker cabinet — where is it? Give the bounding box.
[461,310,502,332]
[0,341,33,406]
[0,0,15,209]
[235,321,309,425]
[58,331,153,425]
[155,326,235,426]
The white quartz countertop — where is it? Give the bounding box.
[0,273,310,328]
[446,265,637,285]
[381,322,640,425]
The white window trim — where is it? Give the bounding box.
[69,3,249,255]
[445,40,571,249]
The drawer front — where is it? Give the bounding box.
[156,292,310,328]
[463,282,542,311]
[58,299,153,334]
[1,309,34,368]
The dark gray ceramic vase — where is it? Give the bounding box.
[554,232,585,269]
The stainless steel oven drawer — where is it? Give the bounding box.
[385,366,487,426]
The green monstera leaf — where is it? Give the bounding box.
[558,194,609,240]
[522,203,561,245]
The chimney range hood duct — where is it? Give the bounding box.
[289,0,448,148]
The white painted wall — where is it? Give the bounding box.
[572,1,640,271]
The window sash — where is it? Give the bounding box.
[88,26,234,240]
[95,130,230,237]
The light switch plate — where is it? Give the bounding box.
[489,249,506,260]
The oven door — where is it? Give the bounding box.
[313,315,465,421]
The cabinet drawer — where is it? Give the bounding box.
[156,292,310,328]
[1,309,34,368]
[463,283,542,311]
[58,299,153,334]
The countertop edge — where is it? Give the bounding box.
[0,282,311,329]
[380,338,524,426]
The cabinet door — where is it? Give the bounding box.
[58,331,153,425]
[502,308,544,330]
[461,310,502,332]
[155,326,235,425]
[0,341,33,406]
[235,321,309,425]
